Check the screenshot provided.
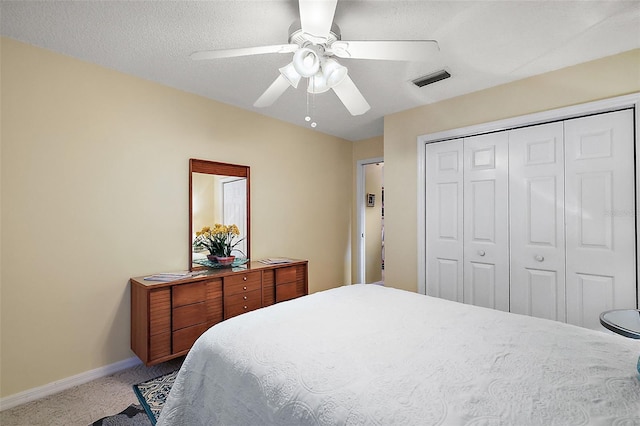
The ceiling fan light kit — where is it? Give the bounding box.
[322,58,348,87]
[191,0,440,119]
[293,46,321,77]
[279,62,302,88]
[308,71,330,94]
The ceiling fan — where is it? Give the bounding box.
[191,0,439,117]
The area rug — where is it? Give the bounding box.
[132,369,179,425]
[90,404,151,425]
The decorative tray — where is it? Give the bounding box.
[192,258,250,269]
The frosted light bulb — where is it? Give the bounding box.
[293,47,320,78]
[279,62,301,88]
[323,59,348,88]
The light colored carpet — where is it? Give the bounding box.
[0,358,183,426]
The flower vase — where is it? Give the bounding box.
[208,255,235,266]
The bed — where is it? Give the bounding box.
[157,284,640,425]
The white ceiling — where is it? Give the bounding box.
[1,1,639,141]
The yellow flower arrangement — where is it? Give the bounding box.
[193,224,244,258]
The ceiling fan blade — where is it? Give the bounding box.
[332,40,439,61]
[332,75,370,116]
[298,0,338,43]
[254,75,291,108]
[191,44,298,60]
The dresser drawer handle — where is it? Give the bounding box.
[243,305,247,309]
[243,276,247,281]
[243,286,247,290]
[243,296,247,300]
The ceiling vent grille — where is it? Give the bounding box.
[412,70,451,87]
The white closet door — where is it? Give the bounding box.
[509,122,566,321]
[223,178,247,256]
[463,132,510,311]
[426,139,464,302]
[565,109,637,330]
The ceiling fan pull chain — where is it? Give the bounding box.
[305,80,311,123]
[305,79,317,128]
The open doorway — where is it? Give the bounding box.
[357,158,384,284]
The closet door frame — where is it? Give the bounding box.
[417,93,640,308]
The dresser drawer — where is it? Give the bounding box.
[262,269,275,307]
[205,279,224,327]
[275,266,296,285]
[172,302,206,331]
[149,288,171,336]
[224,272,261,296]
[149,331,171,361]
[172,323,208,354]
[276,281,299,303]
[225,288,261,307]
[172,282,206,308]
[224,289,262,319]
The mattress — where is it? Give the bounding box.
[157,284,640,425]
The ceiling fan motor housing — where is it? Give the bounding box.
[288,20,341,47]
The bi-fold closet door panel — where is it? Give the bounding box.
[426,139,464,303]
[564,109,637,329]
[463,132,509,311]
[509,122,566,322]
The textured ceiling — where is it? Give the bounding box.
[2,0,639,141]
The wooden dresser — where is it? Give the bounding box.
[131,260,308,365]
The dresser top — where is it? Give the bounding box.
[131,259,307,288]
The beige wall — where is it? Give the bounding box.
[350,136,383,283]
[384,48,640,293]
[191,173,217,231]
[0,38,353,397]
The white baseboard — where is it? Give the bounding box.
[0,356,142,411]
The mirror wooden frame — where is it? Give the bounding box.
[189,158,250,270]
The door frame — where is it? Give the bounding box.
[417,93,640,303]
[356,157,384,284]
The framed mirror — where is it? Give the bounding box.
[189,159,250,270]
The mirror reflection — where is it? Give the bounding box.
[189,159,250,270]
[191,173,247,259]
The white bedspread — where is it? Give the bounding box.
[158,284,640,425]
